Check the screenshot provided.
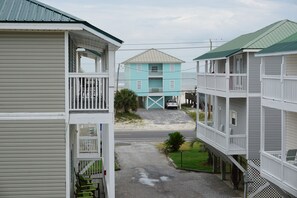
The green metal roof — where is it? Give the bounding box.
[0,0,123,44]
[194,20,297,60]
[257,32,297,55]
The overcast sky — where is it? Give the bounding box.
[40,0,297,72]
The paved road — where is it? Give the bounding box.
[115,142,240,198]
[115,129,196,142]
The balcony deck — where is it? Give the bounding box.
[197,73,247,97]
[69,73,109,111]
[262,75,297,111]
[197,122,246,155]
[261,151,297,196]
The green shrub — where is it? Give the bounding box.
[164,131,185,152]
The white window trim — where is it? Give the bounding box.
[170,80,175,89]
[170,64,175,72]
[137,80,142,90]
[230,110,237,126]
[137,64,141,72]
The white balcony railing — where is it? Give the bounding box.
[149,70,163,76]
[69,73,109,111]
[262,75,297,104]
[262,76,282,100]
[149,87,163,93]
[261,151,297,195]
[197,122,246,155]
[197,73,247,93]
[78,158,103,176]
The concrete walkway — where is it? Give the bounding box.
[115,142,240,198]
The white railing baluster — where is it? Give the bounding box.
[69,74,108,111]
[102,78,105,109]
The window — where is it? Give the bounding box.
[170,64,175,72]
[151,66,158,73]
[137,80,142,90]
[137,64,142,72]
[170,80,175,89]
[230,110,237,126]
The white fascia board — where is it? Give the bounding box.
[242,49,261,53]
[0,23,122,48]
[81,24,122,48]
[0,23,83,31]
[196,57,227,62]
[255,50,297,57]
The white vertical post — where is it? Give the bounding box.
[107,47,115,198]
[226,97,230,151]
[205,94,208,126]
[225,58,230,93]
[261,107,265,152]
[281,110,286,180]
[214,96,218,130]
[64,31,70,198]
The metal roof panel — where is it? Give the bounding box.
[122,48,185,64]
[257,32,297,55]
[194,20,297,60]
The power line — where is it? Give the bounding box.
[124,64,196,73]
[123,41,227,45]
[118,46,219,51]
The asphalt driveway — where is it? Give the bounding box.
[115,142,240,198]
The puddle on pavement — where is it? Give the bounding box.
[136,168,171,187]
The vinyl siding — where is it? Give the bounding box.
[128,63,148,96]
[229,98,246,135]
[0,120,66,198]
[217,97,226,132]
[0,32,65,113]
[264,107,281,151]
[163,63,181,96]
[248,52,261,93]
[68,37,77,73]
[286,54,297,76]
[248,97,261,159]
[264,56,282,75]
[286,112,297,151]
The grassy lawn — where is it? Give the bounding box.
[115,111,142,123]
[168,142,212,172]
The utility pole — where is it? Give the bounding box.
[116,63,120,92]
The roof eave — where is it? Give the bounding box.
[0,21,123,47]
[256,50,297,57]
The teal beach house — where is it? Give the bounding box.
[122,49,184,110]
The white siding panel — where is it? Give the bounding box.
[286,111,297,151]
[286,54,297,76]
[0,120,65,198]
[0,32,65,113]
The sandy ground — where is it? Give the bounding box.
[115,109,196,131]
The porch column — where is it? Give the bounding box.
[226,97,230,151]
[281,110,286,180]
[205,94,208,125]
[105,48,115,198]
[214,96,218,130]
[225,58,230,93]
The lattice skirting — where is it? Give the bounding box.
[247,159,282,198]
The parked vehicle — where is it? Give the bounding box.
[166,100,178,109]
